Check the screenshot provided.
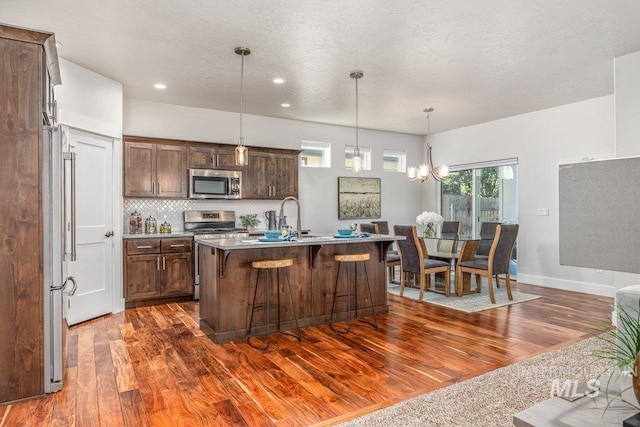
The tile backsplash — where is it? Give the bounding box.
[123,199,285,232]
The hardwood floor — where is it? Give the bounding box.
[1,282,612,426]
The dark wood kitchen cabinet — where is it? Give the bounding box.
[0,25,60,404]
[188,145,239,169]
[123,137,188,198]
[124,237,194,306]
[243,148,300,199]
[123,135,300,200]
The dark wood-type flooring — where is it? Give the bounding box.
[0,282,613,426]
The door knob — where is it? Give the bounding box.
[105,231,114,237]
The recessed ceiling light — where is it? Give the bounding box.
[281,103,291,108]
[273,78,285,84]
[153,83,167,89]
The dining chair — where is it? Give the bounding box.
[475,222,500,260]
[393,225,451,300]
[456,224,519,304]
[371,221,389,234]
[360,223,379,234]
[370,221,400,282]
[429,221,461,268]
[436,221,461,253]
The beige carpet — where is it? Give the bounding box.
[339,335,614,427]
[387,283,540,313]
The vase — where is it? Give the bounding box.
[423,223,435,238]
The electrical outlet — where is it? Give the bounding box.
[536,208,549,216]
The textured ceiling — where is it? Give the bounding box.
[4,0,640,135]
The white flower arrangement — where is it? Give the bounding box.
[416,211,444,226]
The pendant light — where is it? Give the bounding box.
[351,71,363,172]
[407,108,449,182]
[235,47,250,166]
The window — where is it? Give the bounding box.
[300,141,331,168]
[345,146,371,170]
[440,159,518,275]
[383,149,406,172]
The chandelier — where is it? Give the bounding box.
[407,108,449,182]
[234,47,250,166]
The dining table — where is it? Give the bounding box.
[422,233,492,296]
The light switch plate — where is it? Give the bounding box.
[537,208,549,216]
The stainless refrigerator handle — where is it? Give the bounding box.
[69,151,77,261]
[63,151,77,261]
[58,276,77,296]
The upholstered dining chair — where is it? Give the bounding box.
[430,220,461,269]
[475,222,500,260]
[393,225,451,300]
[436,221,461,253]
[370,221,401,282]
[360,223,379,234]
[456,224,519,304]
[371,221,389,234]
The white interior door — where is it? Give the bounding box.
[64,127,114,326]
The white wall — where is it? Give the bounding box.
[614,51,640,290]
[123,99,424,234]
[56,59,123,138]
[428,95,616,297]
[55,58,125,312]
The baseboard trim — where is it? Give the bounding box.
[517,273,615,298]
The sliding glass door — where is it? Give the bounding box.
[441,160,518,273]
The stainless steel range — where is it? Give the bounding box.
[184,210,249,300]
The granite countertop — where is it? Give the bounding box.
[196,233,401,250]
[123,232,194,239]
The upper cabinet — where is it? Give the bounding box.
[243,149,300,199]
[123,136,300,200]
[124,137,187,198]
[188,145,238,169]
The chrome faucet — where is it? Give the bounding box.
[279,196,301,239]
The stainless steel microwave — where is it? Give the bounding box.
[188,169,242,199]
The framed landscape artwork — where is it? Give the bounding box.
[337,177,381,219]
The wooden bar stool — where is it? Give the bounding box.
[247,258,301,350]
[330,253,378,333]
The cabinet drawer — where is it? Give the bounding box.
[161,238,193,253]
[126,239,161,255]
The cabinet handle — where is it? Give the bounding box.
[136,245,153,249]
[215,154,220,167]
[157,182,160,195]
[157,257,160,270]
[162,256,166,270]
[170,244,185,248]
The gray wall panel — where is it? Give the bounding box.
[559,157,640,273]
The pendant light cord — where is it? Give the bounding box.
[240,52,244,142]
[355,76,359,149]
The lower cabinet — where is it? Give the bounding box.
[124,237,193,304]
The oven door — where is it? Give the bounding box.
[189,169,241,199]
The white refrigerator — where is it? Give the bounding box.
[42,126,77,393]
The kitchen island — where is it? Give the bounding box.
[197,234,399,343]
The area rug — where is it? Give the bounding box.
[387,283,540,313]
[339,335,612,427]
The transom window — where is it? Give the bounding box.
[301,141,331,168]
[383,149,406,172]
[345,145,371,170]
